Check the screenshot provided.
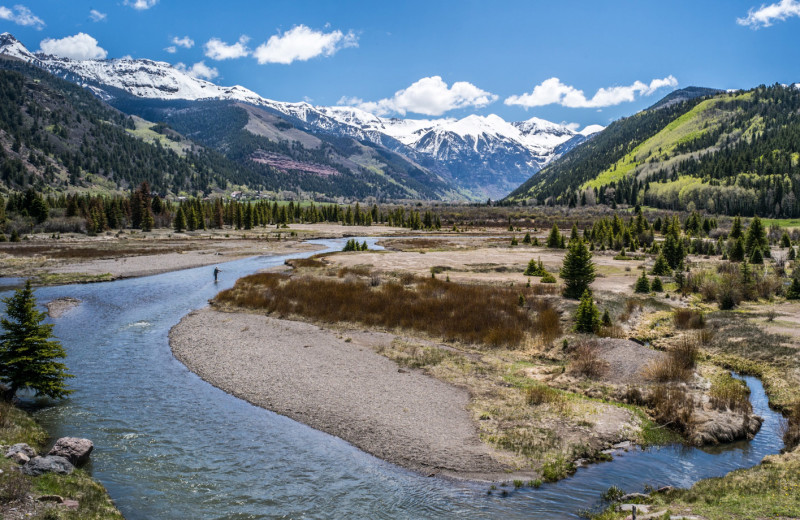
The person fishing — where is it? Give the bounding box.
[213,266,221,282]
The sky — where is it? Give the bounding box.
[2,0,800,129]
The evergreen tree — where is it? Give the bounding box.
[781,232,792,248]
[651,277,664,292]
[651,253,672,275]
[634,271,651,293]
[745,215,767,258]
[522,232,532,245]
[601,309,612,327]
[729,237,746,262]
[0,281,72,400]
[560,239,596,298]
[790,247,797,261]
[787,277,800,300]
[662,233,685,269]
[574,289,600,334]
[570,224,580,242]
[729,216,743,240]
[547,224,561,248]
[750,246,764,265]
[174,206,187,232]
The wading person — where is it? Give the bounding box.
[213,266,221,282]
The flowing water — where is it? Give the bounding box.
[2,237,785,519]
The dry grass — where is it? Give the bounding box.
[709,372,752,413]
[649,383,695,435]
[285,257,327,269]
[215,273,556,348]
[645,337,699,382]
[673,308,706,330]
[783,402,800,451]
[526,384,564,406]
[569,341,609,379]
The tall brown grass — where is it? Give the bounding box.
[673,308,705,330]
[645,337,699,382]
[649,384,695,435]
[216,273,558,348]
[568,341,609,379]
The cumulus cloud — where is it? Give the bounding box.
[253,25,357,65]
[175,61,218,81]
[339,76,498,116]
[504,76,678,109]
[88,9,106,22]
[737,0,800,27]
[172,36,194,49]
[0,5,44,29]
[164,46,177,54]
[39,33,107,60]
[204,36,250,60]
[125,0,157,10]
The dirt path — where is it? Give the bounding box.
[170,308,521,480]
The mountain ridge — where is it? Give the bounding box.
[0,32,604,200]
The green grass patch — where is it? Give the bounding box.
[34,273,114,286]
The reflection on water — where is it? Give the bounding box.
[0,238,784,519]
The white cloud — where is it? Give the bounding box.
[204,36,250,60]
[0,5,44,29]
[504,76,678,109]
[175,61,218,81]
[737,0,800,27]
[125,0,157,10]
[164,46,177,54]
[88,9,106,22]
[39,33,107,60]
[253,25,357,65]
[172,36,194,49]
[339,76,498,116]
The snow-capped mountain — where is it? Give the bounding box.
[0,32,603,199]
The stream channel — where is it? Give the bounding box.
[3,237,785,519]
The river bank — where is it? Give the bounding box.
[0,400,122,520]
[170,307,530,481]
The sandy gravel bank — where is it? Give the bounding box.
[170,308,520,480]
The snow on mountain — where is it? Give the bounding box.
[0,32,604,198]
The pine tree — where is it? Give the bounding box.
[173,206,186,232]
[522,232,532,244]
[790,247,797,261]
[651,277,664,292]
[570,224,580,242]
[547,224,561,248]
[634,271,651,293]
[745,215,767,259]
[729,216,743,240]
[601,309,612,327]
[560,239,596,299]
[0,281,72,400]
[787,278,800,300]
[750,246,764,265]
[651,253,672,275]
[781,232,792,248]
[574,289,600,334]
[729,237,746,262]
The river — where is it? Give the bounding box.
[4,237,785,519]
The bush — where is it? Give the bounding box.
[648,383,695,435]
[673,309,705,330]
[540,272,557,283]
[787,278,800,300]
[646,337,698,382]
[526,384,562,406]
[0,469,30,503]
[651,253,672,276]
[569,341,609,379]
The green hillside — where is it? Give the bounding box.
[505,84,800,217]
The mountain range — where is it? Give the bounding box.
[0,32,602,200]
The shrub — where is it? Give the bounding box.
[0,469,30,503]
[648,383,695,435]
[787,278,800,300]
[535,306,562,343]
[540,272,557,283]
[645,338,698,383]
[569,341,609,379]
[524,258,546,276]
[526,384,562,406]
[673,309,705,330]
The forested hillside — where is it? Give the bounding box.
[506,84,800,217]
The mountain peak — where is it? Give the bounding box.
[0,32,37,62]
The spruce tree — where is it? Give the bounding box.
[547,224,561,248]
[651,277,664,292]
[787,278,800,300]
[745,215,767,259]
[651,253,672,275]
[174,206,187,232]
[750,246,764,265]
[634,271,651,293]
[574,289,600,333]
[0,281,72,400]
[522,232,532,245]
[729,216,743,240]
[729,237,746,262]
[781,232,792,248]
[560,239,595,299]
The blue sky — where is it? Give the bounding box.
[2,0,800,128]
